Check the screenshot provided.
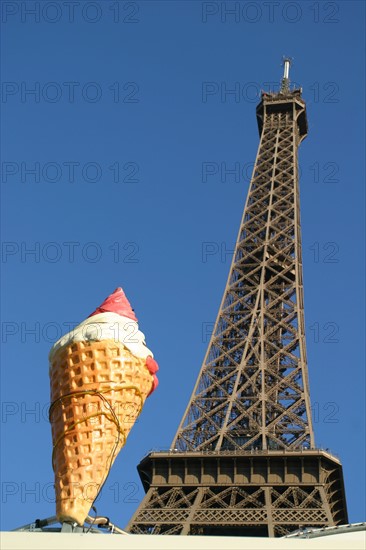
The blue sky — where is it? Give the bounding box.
[1,0,365,531]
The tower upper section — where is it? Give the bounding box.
[256,60,308,141]
[256,89,308,141]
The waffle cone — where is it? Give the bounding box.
[49,340,153,525]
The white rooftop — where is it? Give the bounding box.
[1,524,366,550]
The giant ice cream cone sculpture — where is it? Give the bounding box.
[49,288,159,525]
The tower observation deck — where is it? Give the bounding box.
[127,61,348,537]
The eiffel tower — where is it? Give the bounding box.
[127,60,348,537]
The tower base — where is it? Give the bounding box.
[127,449,348,537]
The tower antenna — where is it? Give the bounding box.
[281,56,292,93]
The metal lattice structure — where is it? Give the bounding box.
[127,63,348,537]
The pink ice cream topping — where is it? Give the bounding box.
[88,287,138,321]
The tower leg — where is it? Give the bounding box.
[264,487,274,537]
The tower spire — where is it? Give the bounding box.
[280,56,292,93]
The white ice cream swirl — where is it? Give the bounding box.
[49,312,153,364]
